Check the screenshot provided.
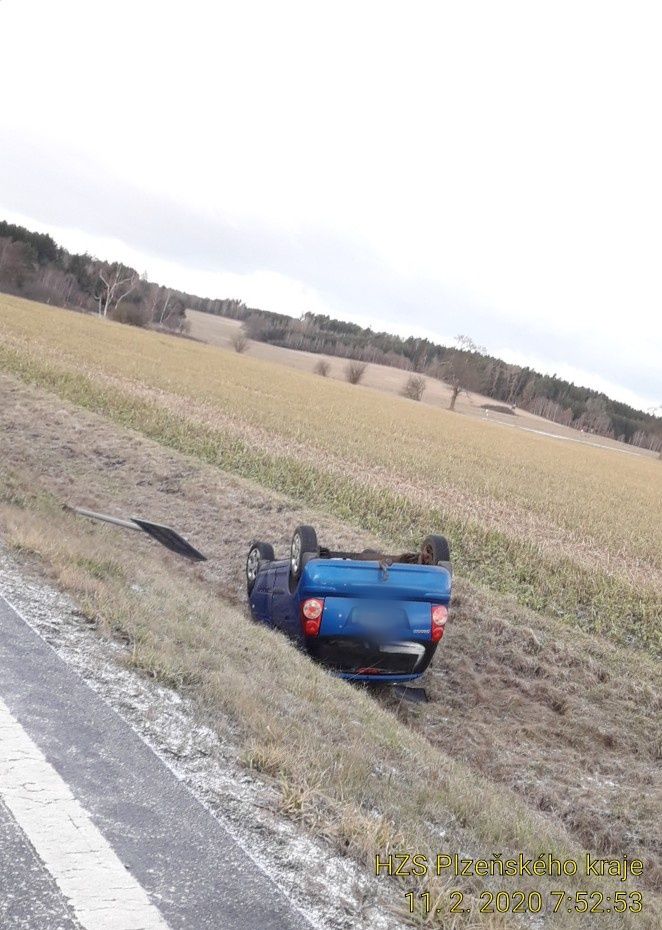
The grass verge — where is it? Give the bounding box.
[1,489,658,929]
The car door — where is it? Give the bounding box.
[249,562,276,624]
[270,564,300,640]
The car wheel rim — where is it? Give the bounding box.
[291,535,301,575]
[247,548,260,583]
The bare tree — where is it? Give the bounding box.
[345,360,367,384]
[145,284,174,324]
[579,396,611,434]
[231,330,249,353]
[530,396,572,424]
[0,239,34,289]
[95,263,139,318]
[314,358,330,376]
[401,374,426,401]
[439,335,485,411]
[158,294,173,323]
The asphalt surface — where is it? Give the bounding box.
[0,594,311,930]
[0,798,82,930]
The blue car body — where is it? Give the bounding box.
[249,555,452,682]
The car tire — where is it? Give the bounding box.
[289,525,318,591]
[420,534,451,566]
[246,541,275,595]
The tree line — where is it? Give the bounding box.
[0,220,246,333]
[236,310,661,450]
[1,219,659,450]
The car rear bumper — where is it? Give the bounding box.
[336,671,425,682]
[306,636,437,680]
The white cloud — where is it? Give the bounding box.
[1,0,660,411]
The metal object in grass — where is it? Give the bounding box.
[66,506,207,561]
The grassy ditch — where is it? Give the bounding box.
[1,490,658,929]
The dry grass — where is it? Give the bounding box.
[0,296,660,656]
[0,372,660,908]
[1,491,658,929]
[185,310,655,454]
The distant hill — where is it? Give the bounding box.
[208,305,661,452]
[1,218,660,452]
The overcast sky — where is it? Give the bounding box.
[1,0,660,412]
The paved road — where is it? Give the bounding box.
[0,594,311,930]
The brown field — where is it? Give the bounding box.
[1,294,661,927]
[187,308,654,458]
[2,296,660,635]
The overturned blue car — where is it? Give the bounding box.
[246,526,452,683]
[69,508,452,684]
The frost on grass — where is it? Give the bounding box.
[0,545,401,930]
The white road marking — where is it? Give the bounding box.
[0,694,171,930]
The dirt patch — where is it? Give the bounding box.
[1,370,660,890]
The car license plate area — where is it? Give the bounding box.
[347,605,407,639]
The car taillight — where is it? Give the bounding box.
[431,604,448,642]
[301,597,324,636]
